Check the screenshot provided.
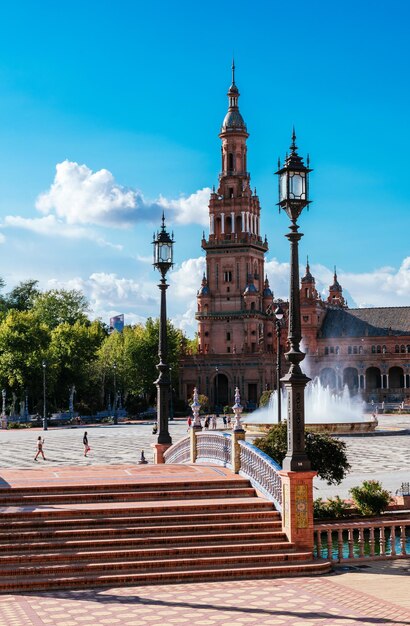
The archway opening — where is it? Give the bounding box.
[343,367,359,393]
[389,366,404,389]
[319,367,336,390]
[366,367,381,390]
[214,373,229,411]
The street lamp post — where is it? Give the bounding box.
[169,366,174,421]
[276,130,311,471]
[215,366,219,416]
[1,389,6,429]
[42,360,47,431]
[113,361,117,425]
[152,213,174,460]
[275,304,284,424]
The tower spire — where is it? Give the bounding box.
[231,56,236,86]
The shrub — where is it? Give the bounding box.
[254,422,350,485]
[349,480,391,517]
[313,496,350,520]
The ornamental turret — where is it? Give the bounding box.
[327,266,346,307]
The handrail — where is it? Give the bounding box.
[196,432,232,468]
[238,440,282,512]
[314,518,410,562]
[163,436,190,464]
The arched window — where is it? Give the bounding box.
[407,345,410,353]
[250,302,255,311]
[371,345,376,354]
[382,345,387,354]
[401,345,405,353]
[395,345,400,353]
[348,346,352,355]
[228,153,234,171]
[335,346,340,355]
[376,345,381,353]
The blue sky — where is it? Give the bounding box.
[0,0,409,335]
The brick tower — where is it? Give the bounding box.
[180,64,282,409]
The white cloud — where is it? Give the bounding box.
[159,187,211,227]
[47,272,157,325]
[0,232,5,244]
[35,160,210,228]
[169,256,206,335]
[3,215,122,250]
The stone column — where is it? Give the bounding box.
[221,213,225,234]
[231,429,245,474]
[241,211,245,231]
[190,426,198,463]
[210,214,214,235]
[278,469,317,551]
[152,442,172,464]
[231,212,235,234]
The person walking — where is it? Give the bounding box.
[83,431,90,457]
[34,436,46,461]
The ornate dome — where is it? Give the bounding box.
[222,109,247,132]
[198,273,210,296]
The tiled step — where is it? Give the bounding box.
[0,559,332,592]
[0,497,274,520]
[0,550,315,578]
[0,486,257,506]
[0,530,287,553]
[0,540,296,564]
[0,520,283,544]
[0,478,251,497]
[0,509,280,531]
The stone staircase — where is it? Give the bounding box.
[0,476,330,591]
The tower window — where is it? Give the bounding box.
[228,153,234,171]
[226,332,231,341]
[223,271,232,282]
[227,347,231,353]
[229,187,234,198]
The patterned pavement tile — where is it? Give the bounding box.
[1,575,409,626]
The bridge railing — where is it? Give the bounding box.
[315,519,410,562]
[163,435,190,464]
[163,430,282,512]
[238,440,282,512]
[196,432,232,468]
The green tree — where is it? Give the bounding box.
[48,320,106,410]
[0,309,50,402]
[254,422,351,485]
[32,289,89,329]
[6,280,40,311]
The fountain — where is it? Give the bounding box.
[243,378,377,435]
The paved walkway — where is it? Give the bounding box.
[0,564,409,625]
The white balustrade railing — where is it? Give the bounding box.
[196,432,232,468]
[238,440,282,512]
[315,519,410,562]
[163,436,190,464]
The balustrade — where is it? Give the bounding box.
[315,519,410,562]
[163,436,190,464]
[196,432,232,467]
[238,440,282,512]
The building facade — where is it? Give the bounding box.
[179,69,410,408]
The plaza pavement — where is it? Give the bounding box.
[0,415,409,625]
[0,562,409,625]
[0,414,409,499]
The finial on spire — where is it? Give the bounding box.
[277,156,281,169]
[231,56,236,86]
[161,211,166,230]
[212,184,215,193]
[306,255,310,272]
[334,265,337,279]
[307,153,310,167]
[290,126,297,152]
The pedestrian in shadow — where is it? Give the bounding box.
[34,436,46,461]
[83,431,90,457]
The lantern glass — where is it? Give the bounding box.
[280,172,287,202]
[289,172,306,200]
[160,242,172,264]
